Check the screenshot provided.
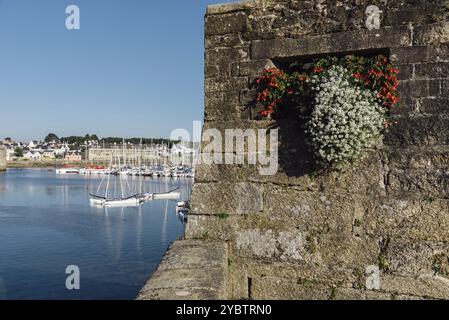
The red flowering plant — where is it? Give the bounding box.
[254,68,294,118]
[340,55,400,111]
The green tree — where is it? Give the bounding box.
[44,133,59,142]
[14,147,24,157]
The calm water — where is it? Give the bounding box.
[0,169,190,300]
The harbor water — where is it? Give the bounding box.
[0,169,191,300]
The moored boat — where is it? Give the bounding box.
[56,168,79,174]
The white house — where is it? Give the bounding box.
[31,152,42,161]
[54,144,69,157]
[24,151,42,161]
[28,140,38,149]
[23,151,33,159]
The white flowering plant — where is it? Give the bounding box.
[306,65,386,166]
[254,55,399,168]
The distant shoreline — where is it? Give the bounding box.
[6,160,109,169]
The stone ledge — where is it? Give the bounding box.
[207,0,260,15]
[137,240,228,300]
[251,26,411,60]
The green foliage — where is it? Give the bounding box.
[217,212,230,220]
[423,195,436,203]
[14,147,24,158]
[306,234,318,254]
[378,253,390,272]
[44,133,59,142]
[57,134,178,147]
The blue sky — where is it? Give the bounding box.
[0,0,237,141]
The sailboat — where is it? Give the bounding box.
[152,187,181,200]
[90,143,140,207]
[90,193,140,207]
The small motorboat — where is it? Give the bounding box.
[176,200,190,220]
[56,168,79,175]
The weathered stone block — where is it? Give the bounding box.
[252,27,411,60]
[414,21,449,45]
[332,288,392,300]
[194,162,318,188]
[385,115,449,148]
[238,59,274,77]
[381,274,449,299]
[415,62,449,79]
[206,47,249,67]
[235,228,317,262]
[232,221,380,272]
[190,182,263,215]
[365,198,449,242]
[205,34,245,49]
[397,64,413,81]
[206,12,248,36]
[388,146,449,169]
[391,46,429,64]
[205,77,248,93]
[250,276,332,300]
[385,240,435,276]
[204,91,242,121]
[419,97,449,114]
[205,65,220,78]
[429,43,449,62]
[397,80,430,99]
[387,168,449,198]
[185,214,236,241]
[200,119,278,151]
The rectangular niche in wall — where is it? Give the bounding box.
[261,48,392,120]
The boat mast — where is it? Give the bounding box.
[105,151,113,199]
[139,138,143,195]
[118,148,124,199]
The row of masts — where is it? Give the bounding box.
[89,140,192,207]
[89,138,197,169]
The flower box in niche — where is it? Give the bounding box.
[253,49,400,170]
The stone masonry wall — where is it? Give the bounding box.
[185,0,449,300]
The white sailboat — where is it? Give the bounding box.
[90,145,140,207]
[152,187,181,200]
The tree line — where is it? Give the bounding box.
[44,133,178,147]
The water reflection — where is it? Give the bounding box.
[0,169,190,299]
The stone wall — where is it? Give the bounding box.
[0,147,6,171]
[185,0,449,300]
